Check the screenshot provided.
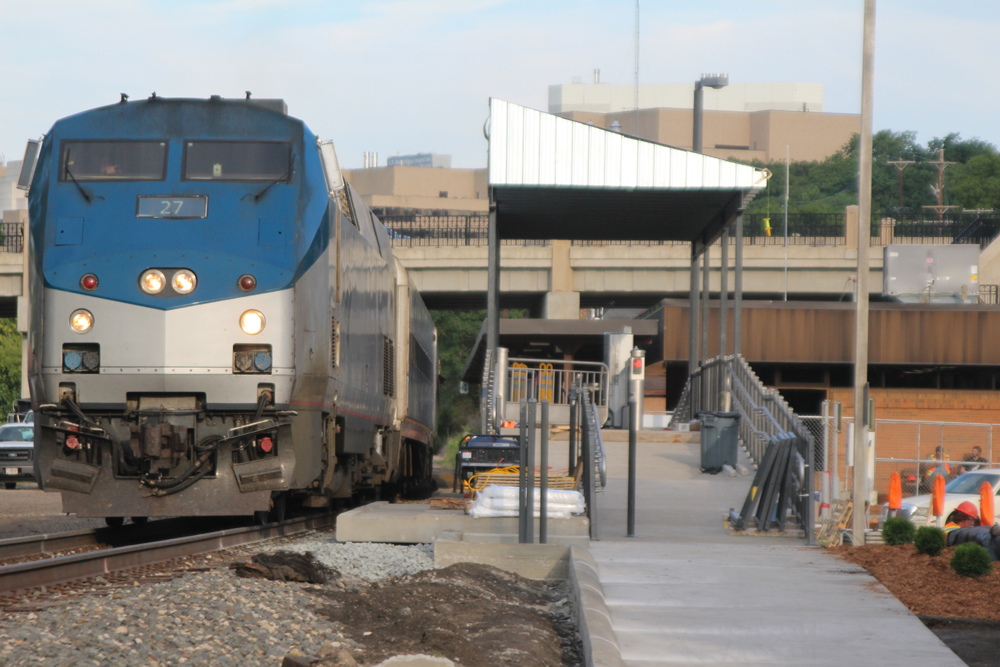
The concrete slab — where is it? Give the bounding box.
[583,437,967,667]
[336,501,589,546]
[434,541,569,581]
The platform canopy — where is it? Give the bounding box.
[488,98,767,244]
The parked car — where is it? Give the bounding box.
[0,423,35,489]
[879,468,1000,527]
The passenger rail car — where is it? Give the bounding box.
[20,96,437,520]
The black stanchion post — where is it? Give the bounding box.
[526,399,537,544]
[581,394,592,537]
[518,401,528,544]
[627,398,637,537]
[540,399,549,544]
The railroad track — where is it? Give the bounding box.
[0,512,337,596]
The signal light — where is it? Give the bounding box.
[238,274,256,292]
[80,274,98,291]
[69,309,94,334]
[240,310,265,335]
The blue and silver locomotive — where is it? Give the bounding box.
[20,95,436,522]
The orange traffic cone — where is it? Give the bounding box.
[932,474,946,524]
[981,481,994,527]
[888,471,902,517]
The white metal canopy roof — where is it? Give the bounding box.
[487,98,766,242]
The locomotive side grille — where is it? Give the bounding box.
[410,333,434,383]
[383,336,395,397]
[331,318,340,368]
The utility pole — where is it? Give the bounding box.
[922,148,957,220]
[852,0,876,545]
[783,145,789,301]
[886,160,914,210]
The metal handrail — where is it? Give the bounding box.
[506,358,609,408]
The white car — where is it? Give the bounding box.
[0,423,35,490]
[880,468,1000,527]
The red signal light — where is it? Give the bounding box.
[80,274,99,291]
[238,274,256,292]
[633,358,642,369]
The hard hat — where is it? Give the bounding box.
[956,501,979,519]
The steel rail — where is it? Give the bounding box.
[0,513,336,594]
[0,528,102,561]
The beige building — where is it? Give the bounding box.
[559,107,860,163]
[342,166,487,215]
[549,80,825,114]
[0,161,28,213]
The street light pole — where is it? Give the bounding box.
[692,74,728,153]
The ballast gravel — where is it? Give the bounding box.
[0,538,438,667]
[285,539,436,581]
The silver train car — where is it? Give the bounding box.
[21,96,437,521]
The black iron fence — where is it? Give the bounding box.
[380,213,1000,250]
[743,213,846,246]
[382,215,548,247]
[0,222,23,253]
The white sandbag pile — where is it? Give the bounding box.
[469,484,585,519]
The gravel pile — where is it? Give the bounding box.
[285,539,436,581]
[0,569,354,667]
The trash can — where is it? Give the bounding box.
[698,412,740,470]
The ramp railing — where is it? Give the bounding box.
[670,354,815,541]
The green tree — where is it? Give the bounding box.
[431,309,486,442]
[0,319,21,415]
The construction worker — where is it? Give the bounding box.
[944,501,980,534]
[920,446,951,492]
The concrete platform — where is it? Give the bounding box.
[585,436,967,667]
[336,501,589,546]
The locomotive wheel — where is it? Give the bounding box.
[253,510,269,525]
[105,517,125,528]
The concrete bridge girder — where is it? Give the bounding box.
[394,243,890,306]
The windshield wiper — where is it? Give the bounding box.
[251,162,293,202]
[63,152,92,203]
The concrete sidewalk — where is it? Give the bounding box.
[584,434,965,667]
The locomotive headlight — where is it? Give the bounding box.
[240,310,265,335]
[69,309,94,334]
[140,269,166,295]
[172,270,197,294]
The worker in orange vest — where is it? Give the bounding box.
[944,501,980,534]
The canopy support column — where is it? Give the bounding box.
[688,246,701,380]
[734,212,743,356]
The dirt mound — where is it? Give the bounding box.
[310,562,580,667]
[231,551,332,584]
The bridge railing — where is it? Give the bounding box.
[0,222,23,253]
[381,215,548,247]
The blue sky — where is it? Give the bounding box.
[1,1,999,169]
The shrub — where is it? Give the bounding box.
[882,517,916,545]
[951,542,993,578]
[914,526,946,556]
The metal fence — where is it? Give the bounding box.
[0,222,23,253]
[507,358,608,408]
[743,213,846,246]
[823,418,1000,503]
[381,215,548,247]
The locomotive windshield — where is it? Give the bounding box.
[184,141,291,182]
[59,141,167,181]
